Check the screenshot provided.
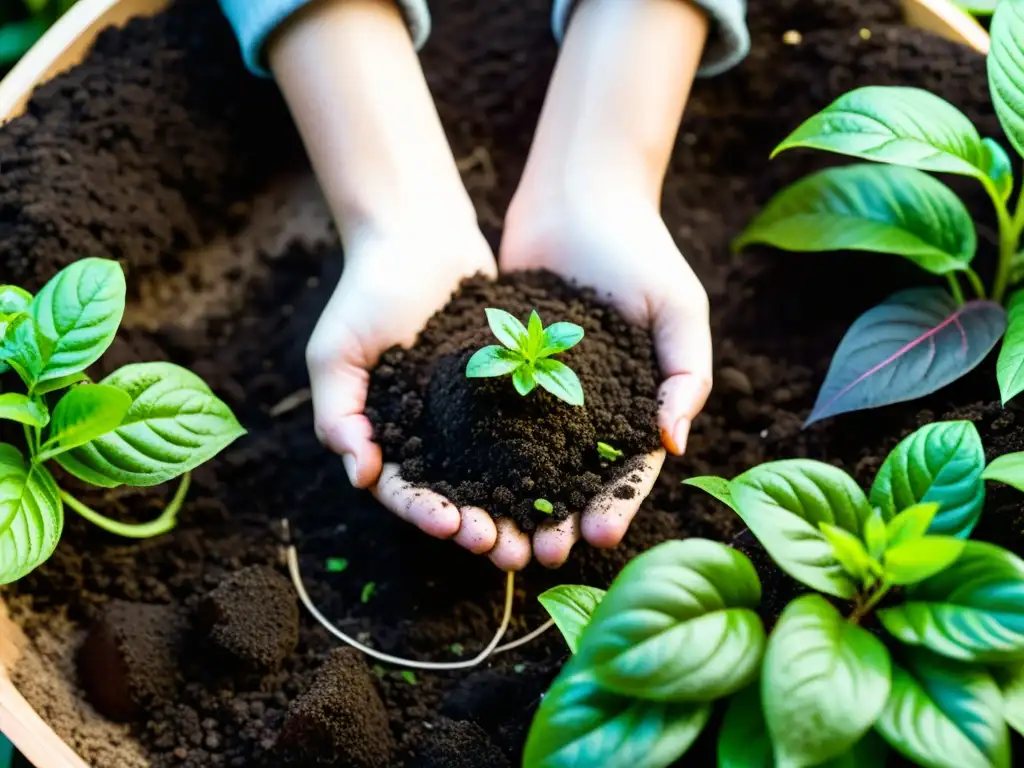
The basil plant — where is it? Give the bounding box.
[525,420,1024,768]
[0,258,245,584]
[735,1,1024,425]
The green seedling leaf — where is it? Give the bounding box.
[449,642,464,656]
[325,557,348,573]
[773,86,989,180]
[876,649,1009,768]
[863,508,887,560]
[997,289,1024,405]
[534,498,554,515]
[870,420,986,539]
[883,536,966,586]
[361,582,376,603]
[885,502,941,548]
[981,138,1014,202]
[878,540,1024,662]
[807,289,1006,426]
[682,475,736,510]
[581,539,765,702]
[730,460,872,598]
[818,522,876,583]
[596,442,623,462]
[983,450,1024,491]
[0,286,31,316]
[0,393,48,428]
[0,445,63,585]
[485,307,529,351]
[465,345,524,378]
[996,661,1024,736]
[734,164,977,274]
[988,0,1024,158]
[32,371,90,396]
[53,362,245,488]
[534,358,584,406]
[40,384,132,459]
[401,670,417,685]
[514,663,526,673]
[763,594,892,766]
[539,321,585,357]
[513,365,537,396]
[527,310,544,357]
[523,660,711,768]
[538,584,606,653]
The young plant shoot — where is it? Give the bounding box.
[465,307,585,406]
[597,441,623,462]
[533,498,554,515]
[0,258,245,585]
[525,420,1024,768]
[734,3,1024,425]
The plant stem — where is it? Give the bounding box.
[848,580,891,625]
[946,274,965,305]
[964,267,987,299]
[60,472,191,539]
[989,179,1024,304]
[22,424,35,455]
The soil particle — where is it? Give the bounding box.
[413,718,511,768]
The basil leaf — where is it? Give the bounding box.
[534,359,584,406]
[981,138,1013,202]
[0,285,31,316]
[512,365,537,396]
[31,370,90,396]
[982,450,1024,491]
[883,536,966,586]
[734,164,977,274]
[774,86,989,179]
[538,584,606,653]
[878,541,1024,662]
[863,508,887,560]
[523,662,711,768]
[763,594,892,765]
[0,448,63,585]
[527,310,545,358]
[0,393,48,428]
[807,289,1006,426]
[718,684,771,768]
[886,502,941,547]
[730,460,871,598]
[40,384,132,458]
[539,321,585,357]
[988,0,1024,159]
[53,362,245,488]
[682,475,737,511]
[997,289,1024,405]
[818,522,875,583]
[582,539,765,702]
[465,345,524,378]
[876,650,1009,768]
[485,307,529,351]
[996,661,1024,736]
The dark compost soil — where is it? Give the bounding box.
[1,0,1022,766]
[365,271,662,530]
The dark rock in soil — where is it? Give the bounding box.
[366,271,662,530]
[413,718,510,768]
[78,600,186,721]
[195,565,299,674]
[277,649,393,767]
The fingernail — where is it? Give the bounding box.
[671,418,691,455]
[342,454,358,487]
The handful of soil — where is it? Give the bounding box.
[366,271,662,531]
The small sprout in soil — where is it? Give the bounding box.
[361,582,376,604]
[534,498,554,515]
[449,642,464,656]
[514,663,526,674]
[597,441,624,462]
[465,307,585,406]
[325,557,348,573]
[401,670,418,685]
[372,664,386,679]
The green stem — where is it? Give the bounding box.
[22,424,35,455]
[60,472,191,539]
[848,580,892,625]
[964,267,987,299]
[946,274,965,305]
[990,180,1024,304]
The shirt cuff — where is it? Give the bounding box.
[219,0,432,77]
[551,0,749,77]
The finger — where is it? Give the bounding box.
[488,518,532,571]
[373,464,462,539]
[582,450,666,548]
[533,513,581,569]
[454,506,498,554]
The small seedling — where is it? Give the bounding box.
[361,582,376,603]
[372,664,386,679]
[465,308,585,406]
[401,670,418,685]
[534,498,554,515]
[597,442,623,462]
[514,663,526,674]
[449,642,464,656]
[325,557,348,573]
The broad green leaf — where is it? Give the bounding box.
[864,508,887,560]
[581,539,765,702]
[0,393,48,428]
[53,362,245,488]
[983,451,1024,491]
[682,475,737,510]
[523,662,711,768]
[734,164,977,274]
[527,310,544,357]
[730,460,872,598]
[981,138,1013,202]
[878,540,1024,662]
[886,502,941,547]
[807,290,1006,426]
[763,595,892,766]
[538,584,607,653]
[876,650,1009,768]
[534,359,584,406]
[870,420,986,538]
[0,315,48,385]
[0,447,63,585]
[40,384,132,458]
[539,321,585,357]
[818,522,875,583]
[996,661,1024,736]
[997,289,1024,405]
[773,86,989,180]
[31,370,89,396]
[512,365,536,396]
[883,536,966,586]
[485,307,528,351]
[0,285,31,316]
[988,0,1024,158]
[465,345,524,378]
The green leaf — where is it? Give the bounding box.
[682,475,737,510]
[773,86,989,180]
[981,138,1013,202]
[983,451,1024,491]
[717,684,771,768]
[886,502,940,547]
[763,595,892,766]
[988,0,1024,159]
[730,460,872,598]
[0,17,49,65]
[539,321,585,357]
[512,365,536,396]
[956,0,998,13]
[996,661,1024,736]
[31,370,89,396]
[538,585,607,653]
[485,307,528,351]
[0,393,48,428]
[0,286,31,316]
[818,522,876,583]
[869,420,986,539]
[878,540,1024,662]
[40,384,132,458]
[465,345,524,378]
[580,539,765,702]
[53,362,245,488]
[876,649,1009,768]
[883,536,966,586]
[997,289,1024,405]
[864,508,887,560]
[534,359,584,406]
[734,164,977,274]
[527,310,544,358]
[23,0,50,16]
[0,447,63,585]
[523,662,711,768]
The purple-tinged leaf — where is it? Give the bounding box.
[807,288,1006,426]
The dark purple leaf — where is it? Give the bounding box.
[807,288,1006,426]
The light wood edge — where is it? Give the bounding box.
[900,0,991,53]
